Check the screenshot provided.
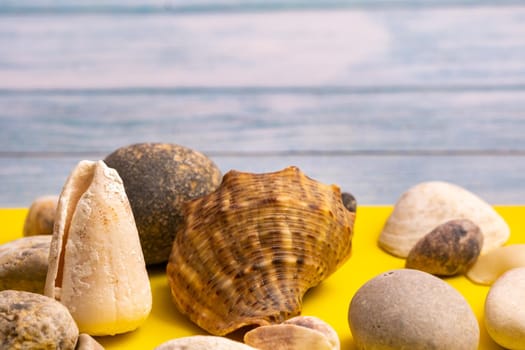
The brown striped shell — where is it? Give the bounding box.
[166,166,355,336]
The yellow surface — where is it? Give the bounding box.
[2,206,524,349]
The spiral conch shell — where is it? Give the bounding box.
[379,181,510,258]
[167,166,355,335]
[45,160,152,336]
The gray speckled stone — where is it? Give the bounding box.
[0,290,79,350]
[348,269,479,350]
[104,143,222,265]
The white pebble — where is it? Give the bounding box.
[485,267,525,349]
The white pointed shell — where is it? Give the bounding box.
[379,181,509,258]
[45,160,152,336]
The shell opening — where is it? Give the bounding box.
[55,162,96,289]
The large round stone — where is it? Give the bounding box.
[105,143,222,265]
[348,269,479,349]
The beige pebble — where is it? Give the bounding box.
[23,195,58,236]
[485,267,525,350]
[0,290,79,350]
[406,219,483,276]
[348,269,479,350]
[0,235,51,293]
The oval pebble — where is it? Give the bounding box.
[348,269,479,350]
[485,267,525,350]
[406,219,483,276]
[0,235,51,293]
[0,290,79,350]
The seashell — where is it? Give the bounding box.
[75,334,105,350]
[282,315,340,350]
[23,195,58,236]
[167,166,355,336]
[155,335,257,350]
[466,244,525,285]
[0,235,51,294]
[244,316,340,350]
[0,290,79,350]
[45,160,152,336]
[379,181,510,258]
[105,142,222,265]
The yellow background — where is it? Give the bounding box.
[2,206,523,349]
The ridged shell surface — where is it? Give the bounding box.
[167,166,355,335]
[379,181,510,258]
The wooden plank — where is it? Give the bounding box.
[1,2,523,208]
[1,0,522,13]
[1,6,525,89]
[1,154,523,207]
[1,91,524,153]
[2,91,522,206]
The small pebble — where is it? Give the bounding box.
[406,219,483,276]
[23,195,58,236]
[0,290,79,350]
[485,267,525,349]
[348,269,479,350]
[341,192,357,213]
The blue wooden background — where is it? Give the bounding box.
[1,0,524,207]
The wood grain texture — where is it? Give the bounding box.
[1,90,523,206]
[1,155,524,207]
[1,3,524,206]
[1,7,525,89]
[2,0,524,12]
[1,91,525,153]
